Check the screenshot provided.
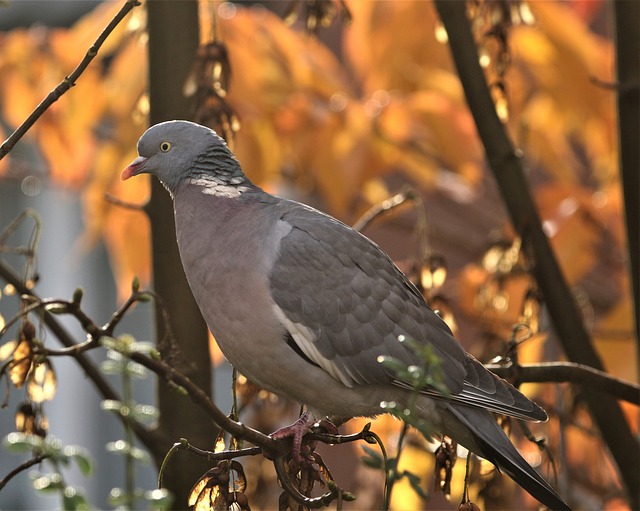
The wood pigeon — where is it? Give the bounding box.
[122,120,570,510]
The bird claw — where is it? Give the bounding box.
[270,411,313,462]
[313,418,339,436]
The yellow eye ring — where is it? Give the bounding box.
[160,141,171,152]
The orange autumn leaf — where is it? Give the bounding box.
[510,1,616,186]
[534,183,601,285]
[344,1,454,94]
[49,2,128,70]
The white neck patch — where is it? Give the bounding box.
[189,177,250,198]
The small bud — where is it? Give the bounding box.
[72,288,83,305]
[131,276,140,293]
[45,304,67,314]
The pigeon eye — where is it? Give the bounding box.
[160,141,171,152]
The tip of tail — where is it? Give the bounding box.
[475,435,572,511]
[448,404,571,510]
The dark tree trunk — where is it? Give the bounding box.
[146,1,217,507]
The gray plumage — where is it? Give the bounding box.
[123,120,570,510]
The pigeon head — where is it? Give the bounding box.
[122,120,247,196]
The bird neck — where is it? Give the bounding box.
[185,145,253,198]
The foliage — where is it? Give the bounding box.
[0,0,637,510]
[3,432,93,510]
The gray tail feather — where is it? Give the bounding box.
[447,404,571,511]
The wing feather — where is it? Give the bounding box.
[269,200,545,421]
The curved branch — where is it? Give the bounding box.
[487,362,640,405]
[127,351,277,453]
[273,456,336,509]
[0,0,141,160]
[0,454,49,491]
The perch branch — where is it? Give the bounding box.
[0,0,141,160]
[126,351,276,453]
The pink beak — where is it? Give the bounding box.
[121,156,148,180]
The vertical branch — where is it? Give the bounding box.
[433,2,639,507]
[146,0,217,507]
[613,0,640,346]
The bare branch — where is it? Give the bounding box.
[0,0,141,160]
[126,350,276,453]
[487,361,640,405]
[104,193,146,212]
[0,454,49,491]
[352,187,419,232]
[0,259,162,454]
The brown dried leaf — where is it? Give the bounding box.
[9,339,32,389]
[27,360,57,403]
[15,402,48,437]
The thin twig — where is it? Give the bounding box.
[0,454,49,491]
[0,259,161,454]
[352,187,417,233]
[104,193,146,212]
[0,0,141,160]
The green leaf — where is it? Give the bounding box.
[360,445,383,470]
[131,341,155,353]
[62,446,93,476]
[132,403,159,422]
[62,486,90,510]
[32,473,64,493]
[402,470,429,500]
[377,355,407,375]
[3,432,45,453]
[125,360,147,378]
[106,440,150,463]
[100,359,126,375]
[101,399,125,412]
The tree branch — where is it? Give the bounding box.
[613,0,640,345]
[0,454,49,492]
[0,259,162,455]
[487,361,640,405]
[127,351,276,453]
[0,0,141,160]
[433,2,639,506]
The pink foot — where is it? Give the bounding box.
[315,418,339,436]
[270,411,312,462]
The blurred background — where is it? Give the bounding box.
[0,1,636,509]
